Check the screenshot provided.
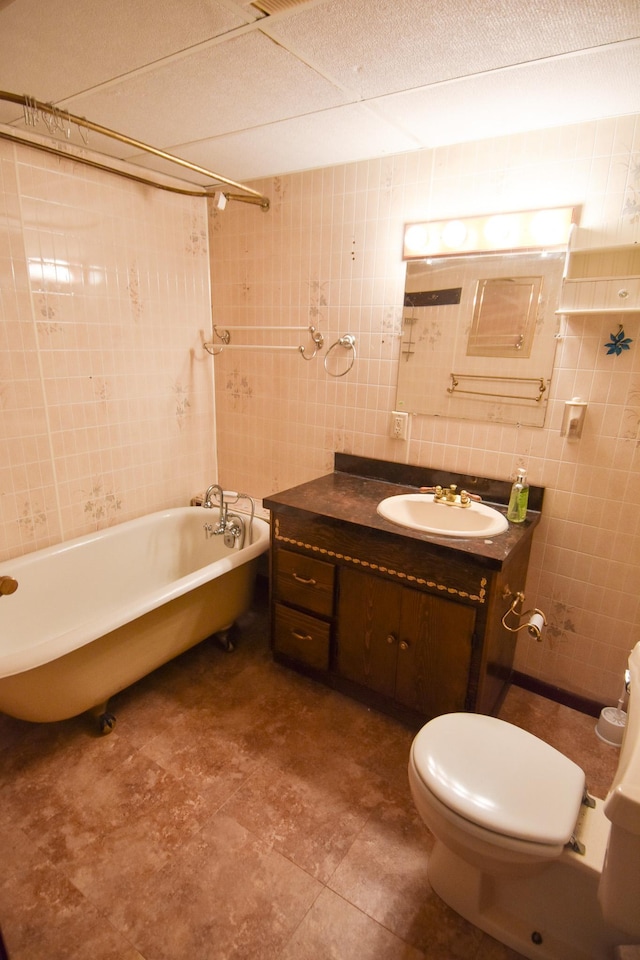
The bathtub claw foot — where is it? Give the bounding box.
[214,625,236,653]
[98,711,117,735]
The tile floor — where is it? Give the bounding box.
[0,584,619,960]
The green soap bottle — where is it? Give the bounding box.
[507,468,529,523]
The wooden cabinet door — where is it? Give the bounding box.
[394,588,475,716]
[336,568,401,698]
[337,567,476,718]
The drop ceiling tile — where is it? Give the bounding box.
[59,31,350,148]
[0,0,252,103]
[125,102,421,182]
[264,0,640,98]
[372,42,640,151]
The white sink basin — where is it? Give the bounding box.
[376,493,508,538]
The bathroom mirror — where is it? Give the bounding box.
[396,251,564,427]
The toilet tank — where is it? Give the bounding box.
[598,641,640,938]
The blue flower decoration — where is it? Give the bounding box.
[604,327,633,356]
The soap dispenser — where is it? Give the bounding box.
[560,397,587,440]
[507,468,529,523]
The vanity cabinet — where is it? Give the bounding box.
[265,460,541,726]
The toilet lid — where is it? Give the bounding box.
[411,713,586,845]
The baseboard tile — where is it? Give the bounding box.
[511,671,604,719]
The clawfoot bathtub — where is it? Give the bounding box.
[0,507,268,730]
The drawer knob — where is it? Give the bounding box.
[618,288,629,299]
[293,572,317,586]
[399,640,410,652]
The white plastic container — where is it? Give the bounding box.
[595,706,627,747]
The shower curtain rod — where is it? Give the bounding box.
[0,90,270,210]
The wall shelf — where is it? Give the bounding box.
[558,222,640,316]
[556,306,640,316]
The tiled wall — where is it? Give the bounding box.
[0,137,216,560]
[210,115,640,704]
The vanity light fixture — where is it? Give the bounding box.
[402,207,575,260]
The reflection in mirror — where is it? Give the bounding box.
[467,275,543,358]
[396,252,564,427]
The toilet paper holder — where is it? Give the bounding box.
[501,589,546,641]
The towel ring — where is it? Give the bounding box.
[299,326,325,360]
[324,334,356,377]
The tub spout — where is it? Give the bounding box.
[203,483,222,509]
[0,575,18,597]
[203,484,227,534]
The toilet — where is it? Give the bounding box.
[408,641,640,960]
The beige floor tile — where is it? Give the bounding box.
[278,887,426,960]
[328,788,434,945]
[104,813,322,960]
[220,736,394,883]
[0,819,143,960]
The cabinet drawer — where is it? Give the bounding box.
[273,603,331,671]
[274,549,335,616]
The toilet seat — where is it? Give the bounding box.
[411,713,585,846]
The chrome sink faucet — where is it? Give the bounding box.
[203,483,227,533]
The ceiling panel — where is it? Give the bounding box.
[0,0,253,104]
[124,101,421,183]
[61,31,350,147]
[263,0,640,98]
[0,0,638,186]
[372,41,640,150]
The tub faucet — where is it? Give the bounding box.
[203,484,227,534]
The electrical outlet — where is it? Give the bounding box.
[390,410,409,440]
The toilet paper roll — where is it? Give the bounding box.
[527,612,545,639]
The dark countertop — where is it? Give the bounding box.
[263,455,543,569]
